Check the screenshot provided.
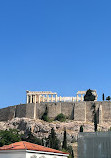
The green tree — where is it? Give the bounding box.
[71,149,74,158]
[55,113,66,122]
[84,89,95,101]
[0,129,21,147]
[62,145,74,158]
[62,128,67,150]
[80,125,83,132]
[94,113,97,132]
[47,128,60,150]
[106,96,111,101]
[102,93,105,101]
[22,131,42,145]
[41,106,49,122]
[92,103,97,132]
[67,146,74,158]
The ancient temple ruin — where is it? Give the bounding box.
[26,90,98,103]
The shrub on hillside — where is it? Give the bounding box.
[55,113,66,122]
[41,106,50,122]
[80,125,83,132]
[22,131,42,145]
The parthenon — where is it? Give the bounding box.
[26,90,97,103]
[26,91,58,104]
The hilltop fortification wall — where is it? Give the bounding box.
[74,102,86,121]
[0,106,15,121]
[0,101,111,123]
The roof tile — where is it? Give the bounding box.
[0,141,68,155]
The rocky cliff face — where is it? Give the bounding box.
[0,118,110,143]
[0,118,111,158]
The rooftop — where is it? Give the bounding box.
[0,141,68,155]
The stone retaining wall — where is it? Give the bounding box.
[0,101,111,123]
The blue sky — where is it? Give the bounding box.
[0,0,111,107]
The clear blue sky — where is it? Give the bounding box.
[0,0,111,108]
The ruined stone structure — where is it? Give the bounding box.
[26,90,98,103]
[0,101,111,124]
[26,91,58,103]
[26,90,82,103]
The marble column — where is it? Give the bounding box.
[47,95,49,102]
[59,96,62,102]
[55,94,57,102]
[76,94,79,102]
[30,95,32,103]
[81,94,84,101]
[43,95,44,102]
[27,95,29,104]
[72,97,74,102]
[51,95,53,102]
[38,95,40,103]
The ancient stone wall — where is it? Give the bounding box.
[0,106,15,121]
[36,103,47,119]
[47,102,61,119]
[61,102,74,119]
[0,101,111,123]
[15,104,26,118]
[74,102,86,121]
[101,101,111,122]
[26,103,35,119]
[86,101,94,123]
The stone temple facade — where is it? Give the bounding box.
[26,90,98,103]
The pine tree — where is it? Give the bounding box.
[47,128,60,150]
[41,106,49,122]
[102,93,105,101]
[94,113,97,132]
[92,103,98,132]
[71,149,74,158]
[80,125,83,132]
[62,128,67,150]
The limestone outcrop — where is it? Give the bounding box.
[0,118,111,158]
[0,118,110,143]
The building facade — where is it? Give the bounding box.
[0,141,69,158]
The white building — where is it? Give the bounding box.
[0,141,69,158]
